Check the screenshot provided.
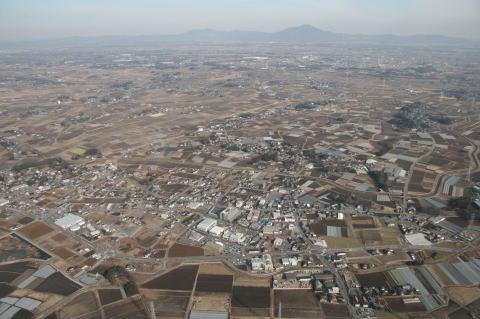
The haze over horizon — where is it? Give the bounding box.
[1,0,479,42]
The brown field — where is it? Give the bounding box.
[98,288,124,306]
[17,217,34,225]
[356,272,387,288]
[17,221,55,240]
[143,290,191,318]
[198,262,233,275]
[142,264,199,291]
[57,291,100,319]
[322,303,350,319]
[0,283,15,298]
[352,216,376,229]
[446,287,480,306]
[103,296,148,319]
[195,274,233,293]
[169,243,204,257]
[34,272,81,296]
[151,250,166,258]
[274,289,325,318]
[134,229,158,248]
[51,246,76,260]
[359,230,382,244]
[0,235,51,262]
[323,236,361,249]
[385,297,426,312]
[0,271,21,283]
[231,286,271,317]
[51,233,68,243]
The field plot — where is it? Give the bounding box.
[323,236,361,249]
[358,230,382,245]
[195,274,233,293]
[34,272,81,296]
[143,290,190,318]
[134,229,159,248]
[356,272,387,288]
[322,303,350,319]
[142,265,199,290]
[0,235,51,262]
[98,288,124,306]
[57,291,100,319]
[198,262,233,275]
[274,289,325,318]
[103,296,148,319]
[0,261,37,284]
[17,221,55,240]
[51,246,76,260]
[446,287,480,306]
[169,243,204,257]
[384,297,426,312]
[351,216,376,229]
[0,283,15,298]
[231,286,270,317]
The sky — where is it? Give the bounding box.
[0,0,479,41]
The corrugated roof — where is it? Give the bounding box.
[15,297,42,311]
[189,310,229,319]
[32,265,56,278]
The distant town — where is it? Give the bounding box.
[0,41,479,319]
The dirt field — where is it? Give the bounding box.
[195,274,233,293]
[143,290,190,318]
[446,287,480,306]
[51,246,76,260]
[168,243,204,257]
[57,291,100,318]
[356,272,387,288]
[231,286,271,317]
[274,289,325,318]
[17,221,55,240]
[323,236,361,249]
[98,288,124,306]
[322,303,350,319]
[103,296,148,319]
[142,264,199,291]
[34,272,81,296]
[359,230,382,244]
[384,297,426,312]
[198,262,233,275]
[0,235,51,262]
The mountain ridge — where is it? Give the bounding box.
[1,24,476,48]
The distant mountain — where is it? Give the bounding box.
[1,25,475,48]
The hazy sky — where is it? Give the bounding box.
[0,0,479,41]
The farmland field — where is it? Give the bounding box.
[98,288,124,306]
[274,289,325,318]
[103,296,148,319]
[142,264,199,290]
[58,291,100,318]
[356,272,387,288]
[0,235,51,262]
[231,286,271,317]
[17,221,55,240]
[195,274,233,293]
[143,290,191,318]
[34,272,81,296]
[322,303,350,319]
[169,243,204,257]
[385,297,426,312]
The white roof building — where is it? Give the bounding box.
[55,214,84,230]
[197,218,217,232]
